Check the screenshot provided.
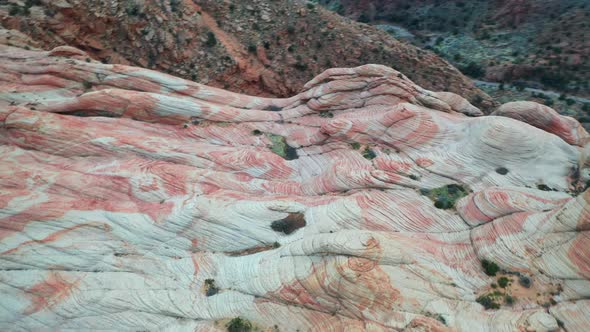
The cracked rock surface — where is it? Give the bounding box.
[0,43,589,331]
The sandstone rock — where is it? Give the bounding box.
[0,44,588,331]
[493,101,590,146]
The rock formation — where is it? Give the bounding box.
[0,43,589,331]
[0,0,493,109]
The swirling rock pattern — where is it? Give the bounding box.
[0,44,589,332]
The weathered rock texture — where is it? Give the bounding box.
[0,44,589,332]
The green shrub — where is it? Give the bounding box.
[537,184,554,191]
[170,0,181,12]
[9,4,21,15]
[206,32,217,47]
[504,294,515,305]
[226,317,253,332]
[495,167,508,175]
[293,61,308,71]
[350,142,361,150]
[252,129,262,136]
[424,311,446,325]
[362,147,377,160]
[476,294,500,309]
[460,62,484,78]
[498,277,509,288]
[482,260,499,276]
[204,278,219,296]
[518,275,532,288]
[422,184,469,210]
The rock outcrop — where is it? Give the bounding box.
[0,44,589,331]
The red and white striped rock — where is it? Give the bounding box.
[0,44,589,331]
[493,101,590,146]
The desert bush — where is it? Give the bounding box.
[482,260,499,276]
[226,317,253,332]
[498,277,509,288]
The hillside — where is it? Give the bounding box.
[0,0,494,109]
[319,0,590,96]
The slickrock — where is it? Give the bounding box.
[0,44,589,332]
[493,101,590,147]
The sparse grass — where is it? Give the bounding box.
[421,184,468,209]
[265,133,298,160]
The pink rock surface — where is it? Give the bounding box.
[0,44,589,331]
[493,101,590,146]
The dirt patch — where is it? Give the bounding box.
[476,272,564,310]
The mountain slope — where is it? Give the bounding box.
[318,0,590,97]
[0,0,494,109]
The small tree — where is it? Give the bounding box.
[206,32,217,47]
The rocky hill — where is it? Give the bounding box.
[1,40,589,331]
[0,0,494,110]
[319,0,590,97]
